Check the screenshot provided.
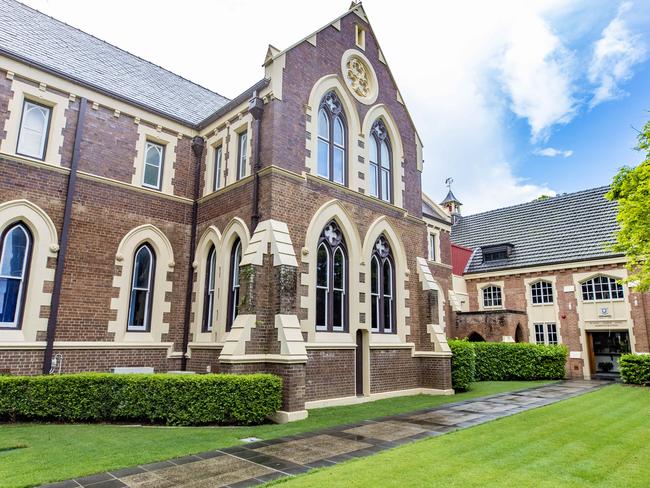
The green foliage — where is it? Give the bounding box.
[0,373,282,426]
[472,342,567,381]
[448,340,476,391]
[606,121,650,291]
[449,341,567,387]
[535,194,552,201]
[619,353,650,385]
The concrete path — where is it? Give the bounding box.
[41,380,608,488]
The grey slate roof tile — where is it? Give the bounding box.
[0,0,229,125]
[450,186,621,274]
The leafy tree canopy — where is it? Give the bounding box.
[606,121,650,291]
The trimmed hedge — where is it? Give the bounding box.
[473,342,567,381]
[619,354,650,385]
[448,340,567,389]
[0,373,282,426]
[449,340,476,391]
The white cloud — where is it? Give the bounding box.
[534,147,574,157]
[499,11,577,142]
[589,2,647,107]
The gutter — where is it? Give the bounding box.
[180,135,206,370]
[248,92,265,231]
[42,97,87,374]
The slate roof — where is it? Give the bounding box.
[440,189,461,205]
[0,0,230,125]
[451,186,621,274]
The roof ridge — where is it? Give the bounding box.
[460,185,612,220]
[8,0,230,102]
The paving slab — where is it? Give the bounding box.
[44,380,606,488]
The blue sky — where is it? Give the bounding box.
[22,0,650,213]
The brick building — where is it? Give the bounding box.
[447,187,650,380]
[0,0,454,421]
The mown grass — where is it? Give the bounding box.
[0,381,550,487]
[274,384,649,488]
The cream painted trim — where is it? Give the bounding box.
[0,200,58,343]
[0,78,69,166]
[191,225,222,343]
[197,174,254,204]
[300,199,364,342]
[214,218,250,343]
[305,387,454,409]
[369,342,414,349]
[202,132,226,196]
[270,410,309,423]
[225,115,253,184]
[241,219,298,267]
[362,217,411,339]
[477,281,505,311]
[108,224,174,343]
[340,49,379,105]
[275,314,308,357]
[524,276,561,345]
[361,104,405,209]
[187,342,224,350]
[263,52,285,102]
[132,124,177,195]
[0,57,195,136]
[422,192,451,224]
[304,74,362,193]
[77,170,193,203]
[0,341,176,351]
[219,354,308,364]
[305,342,358,350]
[464,256,628,280]
[0,151,69,174]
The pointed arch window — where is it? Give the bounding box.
[226,238,242,331]
[127,244,155,332]
[316,221,348,332]
[369,119,392,203]
[17,100,52,160]
[0,223,32,329]
[370,235,396,333]
[317,91,347,185]
[202,245,216,332]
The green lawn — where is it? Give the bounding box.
[0,381,550,488]
[274,384,650,488]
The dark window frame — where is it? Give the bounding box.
[370,235,396,334]
[16,98,53,161]
[226,237,242,331]
[202,244,216,333]
[142,140,165,191]
[315,221,349,332]
[127,243,156,332]
[317,91,348,186]
[369,119,393,203]
[0,222,33,330]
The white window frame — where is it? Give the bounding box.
[213,145,223,191]
[580,276,624,302]
[127,245,155,332]
[482,285,503,309]
[237,131,248,180]
[142,141,165,190]
[428,232,437,262]
[531,280,554,305]
[16,99,52,161]
[315,242,330,332]
[534,322,558,345]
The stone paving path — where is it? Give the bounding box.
[41,380,608,488]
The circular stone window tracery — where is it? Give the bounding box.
[341,49,378,105]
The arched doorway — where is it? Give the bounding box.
[468,332,485,342]
[514,324,523,343]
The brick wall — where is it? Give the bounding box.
[305,349,355,401]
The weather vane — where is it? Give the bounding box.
[445,177,454,190]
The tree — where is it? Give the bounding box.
[606,121,650,291]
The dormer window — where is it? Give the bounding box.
[482,244,514,263]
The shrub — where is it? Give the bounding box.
[619,354,650,385]
[472,342,567,381]
[0,373,282,426]
[448,340,476,391]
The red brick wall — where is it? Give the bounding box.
[370,349,419,393]
[305,349,355,401]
